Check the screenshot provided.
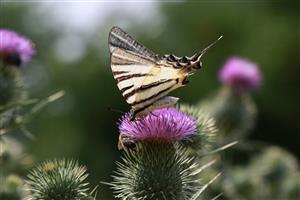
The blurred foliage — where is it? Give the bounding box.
[201,145,300,200]
[0,1,299,199]
[0,174,24,200]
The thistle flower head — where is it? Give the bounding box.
[25,159,93,200]
[119,108,197,142]
[0,29,35,66]
[219,57,262,92]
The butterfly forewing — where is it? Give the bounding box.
[109,26,157,59]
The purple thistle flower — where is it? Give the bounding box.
[219,57,262,92]
[119,108,197,142]
[0,29,35,66]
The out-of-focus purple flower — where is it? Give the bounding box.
[0,29,35,66]
[119,108,197,142]
[219,57,262,92]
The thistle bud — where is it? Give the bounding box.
[0,29,35,67]
[25,159,96,200]
[219,57,262,93]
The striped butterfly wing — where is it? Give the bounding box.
[110,48,157,105]
[109,26,156,59]
[109,27,182,119]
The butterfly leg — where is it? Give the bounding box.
[149,112,159,118]
[182,77,190,85]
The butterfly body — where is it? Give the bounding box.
[109,26,221,120]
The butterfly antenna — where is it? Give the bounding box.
[194,35,223,60]
[107,107,125,114]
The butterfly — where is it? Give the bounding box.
[109,26,222,121]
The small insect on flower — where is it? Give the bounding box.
[109,26,222,120]
[0,29,35,66]
[118,108,197,150]
[118,133,136,152]
[219,57,262,92]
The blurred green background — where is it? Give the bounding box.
[1,1,299,199]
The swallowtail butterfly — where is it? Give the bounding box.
[109,26,222,120]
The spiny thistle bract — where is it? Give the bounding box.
[0,64,25,107]
[111,108,218,200]
[199,87,257,141]
[111,142,202,200]
[0,65,26,137]
[176,104,217,153]
[25,159,95,200]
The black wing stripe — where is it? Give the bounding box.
[111,55,141,65]
[116,73,151,82]
[112,71,129,76]
[112,51,156,65]
[140,79,172,90]
[109,26,156,58]
[111,60,138,65]
[120,85,134,94]
[124,79,173,99]
[110,31,140,53]
[130,85,174,107]
[131,103,153,119]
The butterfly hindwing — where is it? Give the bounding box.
[131,66,180,108]
[110,48,180,109]
[132,96,179,119]
[110,48,155,103]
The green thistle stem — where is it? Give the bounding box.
[0,64,24,108]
